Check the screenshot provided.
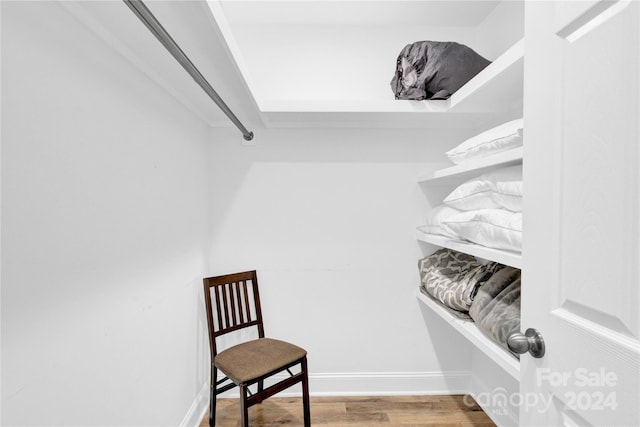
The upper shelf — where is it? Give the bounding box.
[418,146,523,184]
[259,39,524,128]
[208,0,526,129]
[263,39,524,115]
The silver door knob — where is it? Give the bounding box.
[507,328,545,358]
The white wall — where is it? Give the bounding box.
[207,127,473,395]
[1,2,211,425]
[474,0,524,60]
[225,1,523,106]
[230,24,477,104]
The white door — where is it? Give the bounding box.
[521,1,639,426]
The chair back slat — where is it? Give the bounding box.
[233,284,240,324]
[242,280,251,322]
[224,283,232,327]
[214,287,224,332]
[203,270,265,357]
[235,281,245,324]
[221,283,231,328]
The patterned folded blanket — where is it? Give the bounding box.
[418,248,504,313]
[419,285,472,320]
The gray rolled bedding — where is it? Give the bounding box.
[391,41,491,100]
[469,266,521,354]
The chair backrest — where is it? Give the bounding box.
[203,270,265,357]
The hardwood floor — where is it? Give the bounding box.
[199,395,497,427]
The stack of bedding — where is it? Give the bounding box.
[418,118,524,253]
[418,248,521,354]
[469,266,521,351]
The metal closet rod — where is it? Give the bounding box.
[123,0,254,141]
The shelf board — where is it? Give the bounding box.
[260,39,524,115]
[417,147,523,184]
[256,38,524,128]
[416,230,522,269]
[448,38,524,113]
[416,289,520,380]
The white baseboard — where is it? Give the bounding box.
[180,371,472,427]
[180,382,209,427]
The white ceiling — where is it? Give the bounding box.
[219,0,500,26]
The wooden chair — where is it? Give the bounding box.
[203,270,311,427]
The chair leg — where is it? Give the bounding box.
[301,357,311,427]
[239,384,249,427]
[209,366,217,427]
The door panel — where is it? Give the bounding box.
[522,1,639,426]
[556,0,638,341]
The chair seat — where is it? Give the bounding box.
[214,338,307,384]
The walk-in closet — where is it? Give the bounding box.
[2,1,638,426]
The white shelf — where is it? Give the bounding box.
[417,147,523,184]
[257,39,524,128]
[416,289,520,380]
[261,39,524,114]
[416,230,522,269]
[448,38,524,113]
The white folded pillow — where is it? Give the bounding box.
[446,118,523,165]
[417,205,463,239]
[443,165,523,212]
[442,209,522,252]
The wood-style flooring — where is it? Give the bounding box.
[199,395,497,427]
